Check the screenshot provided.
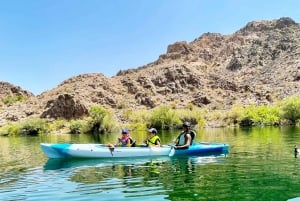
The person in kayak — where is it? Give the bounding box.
[173,121,196,149]
[107,129,136,148]
[117,128,136,147]
[144,128,161,147]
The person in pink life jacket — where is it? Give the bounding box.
[107,129,136,148]
[116,129,136,147]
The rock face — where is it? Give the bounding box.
[0,82,34,102]
[0,17,300,126]
[40,94,89,120]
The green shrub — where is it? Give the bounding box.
[87,105,116,134]
[20,118,47,135]
[100,113,118,133]
[127,122,147,132]
[177,107,206,128]
[0,123,21,136]
[280,95,300,124]
[69,119,89,134]
[0,118,47,136]
[47,118,68,132]
[90,105,108,122]
[240,105,280,126]
[122,109,149,131]
[124,109,150,123]
[149,105,181,129]
[2,95,26,105]
[224,105,244,125]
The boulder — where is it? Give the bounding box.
[40,94,89,120]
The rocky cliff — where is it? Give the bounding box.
[0,17,299,126]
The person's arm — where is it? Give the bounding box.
[155,139,161,147]
[126,138,132,147]
[114,138,121,146]
[174,134,191,149]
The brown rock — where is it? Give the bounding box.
[40,94,89,120]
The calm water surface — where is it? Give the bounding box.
[1,127,300,201]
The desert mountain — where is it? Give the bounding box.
[0,17,299,126]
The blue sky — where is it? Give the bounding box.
[0,0,299,95]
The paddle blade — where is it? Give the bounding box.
[169,147,175,157]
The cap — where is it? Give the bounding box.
[183,121,191,127]
[148,128,157,134]
[121,129,129,134]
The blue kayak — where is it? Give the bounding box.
[170,142,229,156]
[40,142,229,159]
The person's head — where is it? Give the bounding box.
[148,128,158,136]
[121,129,130,135]
[182,122,191,130]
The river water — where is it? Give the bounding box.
[1,126,300,201]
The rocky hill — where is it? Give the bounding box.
[0,17,299,126]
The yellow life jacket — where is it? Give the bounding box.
[146,135,160,146]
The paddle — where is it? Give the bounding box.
[169,145,175,157]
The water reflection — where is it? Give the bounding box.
[43,156,171,170]
[43,153,228,171]
[42,154,228,200]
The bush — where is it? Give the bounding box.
[87,105,116,134]
[123,109,150,123]
[0,118,47,136]
[20,118,47,135]
[100,113,118,133]
[239,105,280,126]
[224,105,244,125]
[177,108,206,128]
[69,119,89,134]
[280,95,300,124]
[47,118,68,132]
[0,123,21,136]
[122,109,150,131]
[2,95,26,105]
[149,105,181,129]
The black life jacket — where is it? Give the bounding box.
[189,130,196,144]
[176,130,196,146]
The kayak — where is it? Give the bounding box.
[40,143,170,158]
[170,142,229,156]
[40,142,229,159]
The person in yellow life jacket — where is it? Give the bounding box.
[144,128,161,147]
[174,121,196,149]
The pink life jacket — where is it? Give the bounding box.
[119,135,135,147]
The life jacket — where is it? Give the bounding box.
[176,130,196,146]
[119,135,136,147]
[146,135,160,146]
